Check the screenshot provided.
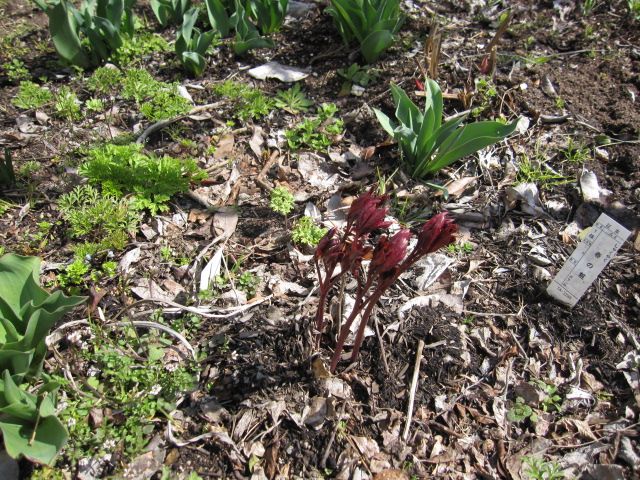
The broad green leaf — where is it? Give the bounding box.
[0,415,68,465]
[390,83,422,135]
[372,108,395,137]
[47,1,91,68]
[360,29,393,63]
[205,0,231,37]
[0,349,34,379]
[182,51,206,76]
[425,120,519,175]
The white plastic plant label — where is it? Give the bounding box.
[547,213,631,307]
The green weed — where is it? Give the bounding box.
[78,143,206,215]
[59,323,197,464]
[522,456,564,480]
[285,103,344,150]
[274,83,313,114]
[112,32,170,66]
[140,87,192,121]
[85,97,105,112]
[17,160,41,178]
[270,186,295,215]
[561,138,590,164]
[472,76,498,117]
[2,58,29,82]
[12,80,53,109]
[55,86,82,120]
[517,155,570,188]
[122,68,162,103]
[87,66,123,94]
[531,380,562,413]
[212,80,274,120]
[292,216,327,247]
[447,241,474,255]
[59,185,140,257]
[507,397,538,423]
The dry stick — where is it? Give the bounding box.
[403,339,425,442]
[136,101,225,144]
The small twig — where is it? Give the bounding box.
[320,402,347,469]
[136,101,225,144]
[373,316,389,374]
[403,339,425,442]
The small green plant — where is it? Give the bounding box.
[86,66,123,94]
[561,138,590,164]
[292,216,328,247]
[59,323,196,464]
[246,0,288,34]
[212,80,273,120]
[58,185,140,257]
[18,160,41,178]
[54,86,82,120]
[447,241,473,254]
[112,32,170,66]
[507,397,538,423]
[374,79,519,179]
[139,87,192,121]
[531,380,562,413]
[327,0,405,63]
[629,0,640,19]
[232,0,274,55]
[522,456,565,480]
[204,0,234,37]
[471,76,498,117]
[337,63,378,94]
[517,155,569,188]
[85,97,105,112]
[57,258,91,288]
[12,81,53,110]
[270,186,295,215]
[122,68,161,103]
[0,254,86,465]
[2,59,29,82]
[33,0,136,68]
[151,0,192,26]
[274,83,314,114]
[236,270,259,298]
[285,103,344,150]
[175,7,217,77]
[78,143,206,215]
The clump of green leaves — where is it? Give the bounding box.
[374,79,519,179]
[337,63,378,95]
[12,81,53,110]
[0,149,16,188]
[531,380,563,413]
[85,98,105,112]
[54,86,82,120]
[0,254,86,465]
[122,68,161,103]
[285,103,344,150]
[327,0,405,63]
[112,32,170,66]
[151,0,192,26]
[79,143,206,215]
[175,8,217,77]
[59,323,196,464]
[274,83,313,114]
[212,80,273,120]
[2,59,30,82]
[270,186,295,215]
[517,154,569,188]
[471,76,497,117]
[507,397,538,423]
[33,0,136,68]
[292,216,327,247]
[523,456,565,480]
[140,88,192,121]
[59,185,140,257]
[247,0,288,34]
[87,66,123,94]
[232,0,275,55]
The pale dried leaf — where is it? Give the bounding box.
[213,207,238,239]
[200,247,224,291]
[248,62,309,82]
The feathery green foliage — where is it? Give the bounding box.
[12,81,53,110]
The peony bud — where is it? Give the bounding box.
[414,212,457,255]
[347,191,391,235]
[370,229,411,275]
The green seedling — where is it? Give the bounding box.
[517,155,569,188]
[629,0,640,19]
[175,7,217,77]
[0,149,16,188]
[270,186,295,215]
[59,185,140,257]
[447,241,473,254]
[2,59,29,82]
[581,0,597,15]
[56,258,91,289]
[561,138,590,164]
[0,254,86,465]
[337,63,378,95]
[327,0,405,63]
[54,86,82,120]
[87,66,123,94]
[12,81,53,110]
[122,68,162,103]
[507,397,538,423]
[236,270,259,298]
[522,456,565,480]
[274,83,313,114]
[292,216,328,247]
[374,79,520,179]
[112,32,170,66]
[85,98,105,112]
[78,143,206,215]
[151,0,192,26]
[18,161,41,179]
[471,76,497,117]
[212,80,273,120]
[139,87,192,121]
[531,380,562,413]
[285,103,344,150]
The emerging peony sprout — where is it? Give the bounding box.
[313,190,457,372]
